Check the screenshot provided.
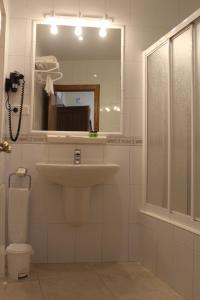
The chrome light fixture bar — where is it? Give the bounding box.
[44,11,113,37]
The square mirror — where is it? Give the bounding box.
[31,22,124,134]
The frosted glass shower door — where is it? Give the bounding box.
[194,21,200,218]
[147,42,169,208]
[171,27,193,215]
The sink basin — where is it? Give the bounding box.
[36,162,120,225]
[36,163,119,187]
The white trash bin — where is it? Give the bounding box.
[6,244,33,280]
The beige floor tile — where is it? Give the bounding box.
[124,291,184,300]
[40,271,116,300]
[93,263,140,299]
[2,263,185,300]
[93,262,185,300]
[4,281,42,300]
[33,263,91,279]
[0,282,5,300]
[120,262,152,274]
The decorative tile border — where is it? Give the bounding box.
[4,135,143,146]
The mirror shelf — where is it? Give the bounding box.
[46,134,107,144]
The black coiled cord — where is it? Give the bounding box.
[7,79,25,142]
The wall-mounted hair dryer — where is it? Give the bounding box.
[5,71,25,142]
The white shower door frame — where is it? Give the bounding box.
[142,8,200,235]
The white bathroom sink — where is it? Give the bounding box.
[36,162,119,187]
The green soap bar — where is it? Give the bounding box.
[89,132,98,137]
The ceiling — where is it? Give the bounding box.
[36,24,121,61]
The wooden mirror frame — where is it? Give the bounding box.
[51,84,100,131]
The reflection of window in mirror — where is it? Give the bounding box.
[33,24,122,133]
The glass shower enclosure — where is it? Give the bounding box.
[144,9,200,224]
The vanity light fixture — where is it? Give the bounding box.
[44,12,113,38]
[116,107,121,112]
[105,107,111,112]
[46,12,59,35]
[50,24,58,35]
[75,26,82,36]
[99,17,110,38]
[99,27,107,38]
[48,11,58,35]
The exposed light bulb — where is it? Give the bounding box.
[78,35,84,41]
[75,26,82,36]
[93,74,98,78]
[114,106,120,111]
[99,27,107,38]
[50,24,58,35]
[105,107,110,112]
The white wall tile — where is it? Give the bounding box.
[141,226,157,273]
[171,238,194,300]
[52,0,79,15]
[48,144,104,164]
[75,223,101,262]
[26,0,55,18]
[124,61,142,99]
[131,0,180,30]
[47,224,75,263]
[7,0,28,18]
[7,55,25,74]
[89,185,104,223]
[129,223,142,261]
[107,0,131,25]
[5,143,22,177]
[130,146,143,185]
[29,177,49,224]
[21,144,48,173]
[80,0,107,15]
[179,0,200,21]
[155,221,174,287]
[103,184,129,223]
[129,184,143,223]
[192,235,200,300]
[173,227,194,249]
[8,18,27,56]
[0,155,5,185]
[46,184,63,224]
[129,99,143,137]
[103,145,130,185]
[48,144,74,163]
[194,235,200,254]
[78,145,104,164]
[29,223,47,263]
[194,252,200,300]
[102,221,129,261]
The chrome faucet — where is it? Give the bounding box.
[74,149,81,165]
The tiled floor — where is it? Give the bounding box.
[0,262,185,300]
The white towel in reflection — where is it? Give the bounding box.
[45,75,54,96]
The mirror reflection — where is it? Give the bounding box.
[33,24,122,132]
